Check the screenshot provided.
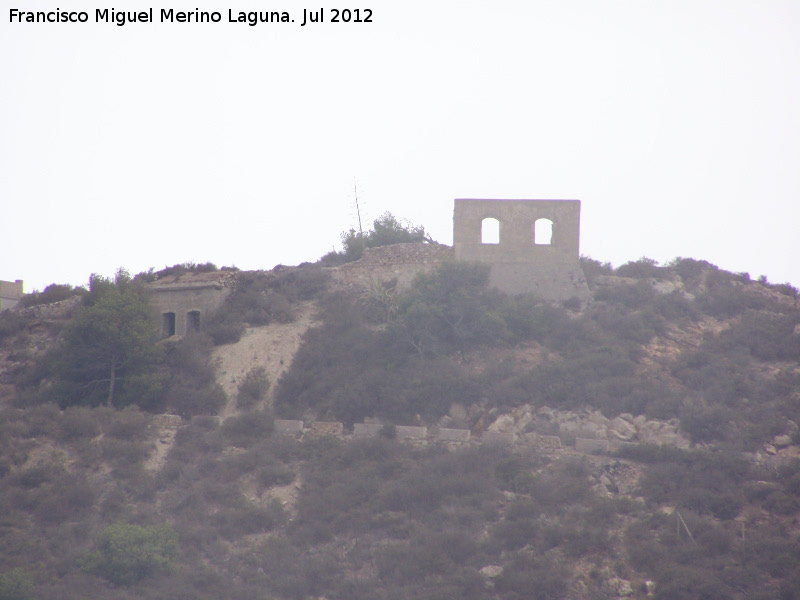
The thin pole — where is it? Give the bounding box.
[354,178,363,236]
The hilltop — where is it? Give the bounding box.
[0,246,799,600]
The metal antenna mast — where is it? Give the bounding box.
[354,178,364,236]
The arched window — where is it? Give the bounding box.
[534,218,553,245]
[481,217,500,244]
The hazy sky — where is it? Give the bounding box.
[2,0,799,293]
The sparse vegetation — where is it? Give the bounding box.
[322,211,434,264]
[0,248,799,599]
[18,283,87,308]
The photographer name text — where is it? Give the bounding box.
[8,7,373,27]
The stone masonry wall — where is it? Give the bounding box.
[453,199,590,302]
[0,279,24,311]
[332,244,455,291]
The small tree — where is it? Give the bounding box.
[339,212,433,262]
[42,269,164,408]
[237,366,270,409]
[0,568,34,600]
[393,261,507,355]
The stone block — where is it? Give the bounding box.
[353,423,383,438]
[437,428,471,442]
[575,437,609,454]
[609,440,637,453]
[396,425,427,440]
[310,422,343,436]
[481,431,514,445]
[523,433,562,450]
[274,420,304,435]
[152,414,184,429]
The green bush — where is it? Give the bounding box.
[162,335,226,418]
[81,523,179,586]
[619,445,749,520]
[580,255,613,284]
[203,314,246,346]
[0,311,28,342]
[495,554,568,600]
[654,566,733,600]
[615,257,663,279]
[336,212,432,263]
[595,280,657,309]
[0,568,34,600]
[220,411,274,448]
[236,367,270,410]
[18,283,86,308]
[57,406,101,441]
[147,262,218,280]
[105,407,150,440]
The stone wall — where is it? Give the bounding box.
[453,199,590,302]
[332,243,454,291]
[0,279,23,311]
[147,271,235,337]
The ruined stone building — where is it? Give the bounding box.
[146,199,589,335]
[0,280,23,311]
[453,199,589,302]
[147,271,234,337]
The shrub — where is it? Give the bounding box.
[34,472,96,524]
[695,269,773,317]
[101,439,151,469]
[57,406,101,441]
[149,262,218,280]
[654,566,732,600]
[162,335,226,418]
[204,314,246,346]
[237,367,270,410]
[0,311,28,342]
[670,257,715,286]
[595,280,657,309]
[18,283,86,308]
[21,403,61,438]
[615,257,662,279]
[495,555,568,600]
[214,500,285,540]
[105,407,150,441]
[0,568,34,600]
[81,523,179,586]
[336,212,432,263]
[580,255,613,284]
[220,411,274,448]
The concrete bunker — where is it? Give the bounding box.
[453,199,589,302]
[148,271,234,337]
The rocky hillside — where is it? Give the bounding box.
[0,255,799,600]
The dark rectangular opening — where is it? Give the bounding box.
[162,312,176,337]
[186,310,201,332]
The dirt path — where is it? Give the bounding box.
[212,301,318,420]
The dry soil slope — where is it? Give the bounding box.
[211,301,318,420]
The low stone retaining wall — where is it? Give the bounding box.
[154,414,771,462]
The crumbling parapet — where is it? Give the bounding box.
[332,243,454,291]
